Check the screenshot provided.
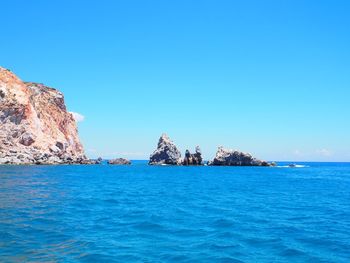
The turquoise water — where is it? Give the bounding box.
[0,162,349,262]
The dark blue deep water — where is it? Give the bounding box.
[0,162,350,262]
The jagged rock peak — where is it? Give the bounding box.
[208,146,274,166]
[183,146,203,165]
[149,133,182,165]
[157,133,171,146]
[0,66,87,164]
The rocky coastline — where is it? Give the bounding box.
[0,67,89,165]
[0,67,275,167]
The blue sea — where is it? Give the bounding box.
[0,162,349,262]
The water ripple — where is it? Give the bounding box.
[0,162,349,262]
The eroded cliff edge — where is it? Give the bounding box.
[0,67,88,164]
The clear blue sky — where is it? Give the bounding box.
[2,0,349,161]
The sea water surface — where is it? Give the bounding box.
[0,162,349,262]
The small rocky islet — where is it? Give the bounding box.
[149,134,204,166]
[149,133,275,167]
[108,158,131,165]
[0,67,275,166]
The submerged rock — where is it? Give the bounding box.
[149,134,182,165]
[0,67,88,164]
[208,147,274,166]
[108,158,131,165]
[183,146,203,165]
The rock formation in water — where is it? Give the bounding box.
[149,133,182,165]
[0,67,88,164]
[208,146,274,166]
[108,158,131,165]
[83,157,103,165]
[183,146,203,165]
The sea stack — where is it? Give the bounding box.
[183,146,203,165]
[208,146,273,166]
[149,133,182,165]
[0,67,88,164]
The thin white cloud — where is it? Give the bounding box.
[108,151,145,157]
[70,112,85,122]
[293,149,302,156]
[317,148,332,157]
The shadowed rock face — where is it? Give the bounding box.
[208,147,273,166]
[108,158,131,165]
[149,134,182,165]
[183,146,203,165]
[0,67,87,164]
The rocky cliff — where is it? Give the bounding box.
[0,67,87,164]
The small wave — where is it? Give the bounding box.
[276,165,309,168]
[132,221,165,232]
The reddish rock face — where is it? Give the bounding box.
[0,67,86,164]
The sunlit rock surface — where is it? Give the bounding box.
[149,134,182,165]
[208,147,273,166]
[0,67,87,164]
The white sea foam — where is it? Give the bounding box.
[277,165,309,168]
